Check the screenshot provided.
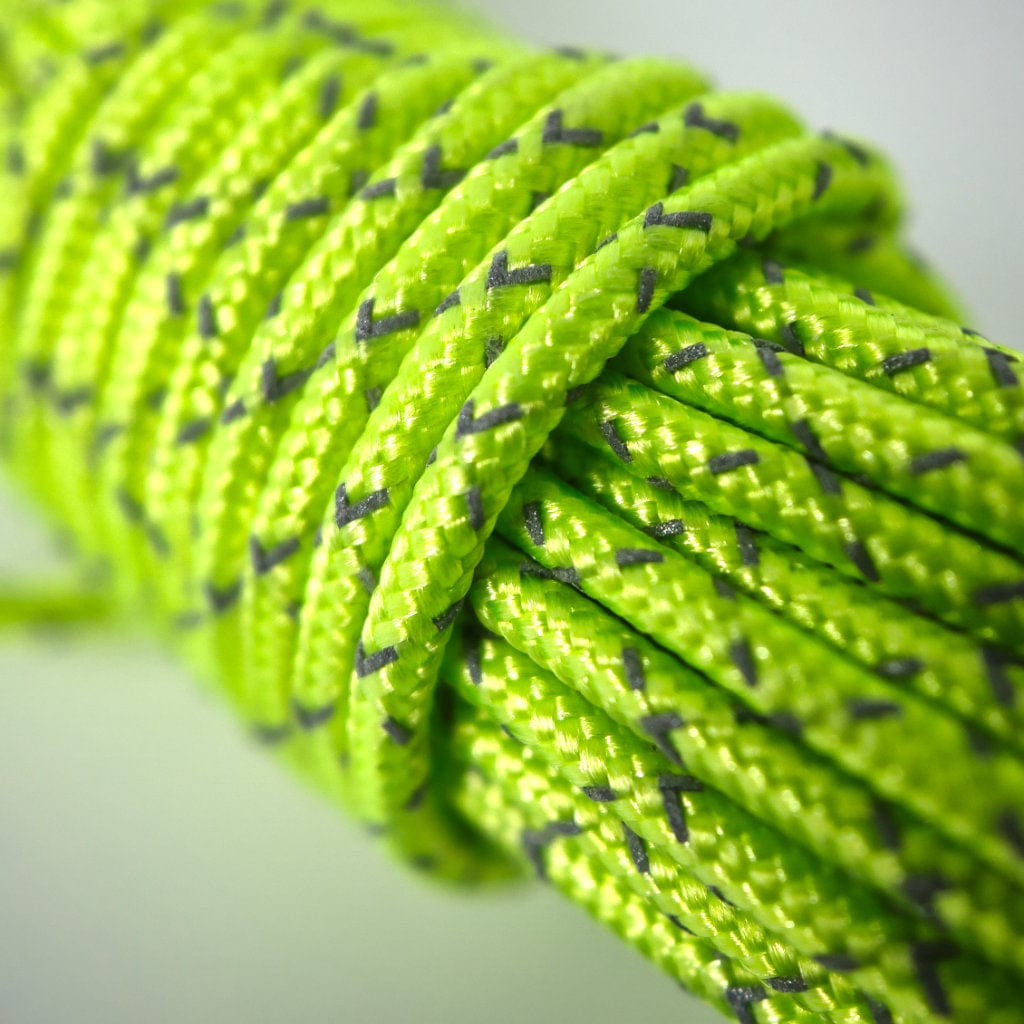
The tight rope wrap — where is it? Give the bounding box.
[2,2,1022,1021]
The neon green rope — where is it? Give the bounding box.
[2,2,1022,1021]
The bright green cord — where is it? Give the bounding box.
[1,2,1022,1022]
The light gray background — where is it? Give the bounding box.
[2,3,1021,1023]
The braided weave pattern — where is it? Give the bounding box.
[1,2,1022,1021]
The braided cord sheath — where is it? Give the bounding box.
[2,2,1022,1022]
[442,627,1018,1023]
[486,481,1024,971]
[256,81,778,734]
[550,431,1024,752]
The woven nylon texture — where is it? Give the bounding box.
[1,2,1022,1021]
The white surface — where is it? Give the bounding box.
[2,3,1022,1022]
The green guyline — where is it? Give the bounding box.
[1,2,1022,1023]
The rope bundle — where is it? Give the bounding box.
[1,2,1022,1021]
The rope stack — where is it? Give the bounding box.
[1,2,1022,1021]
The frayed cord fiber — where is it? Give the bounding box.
[1,1,1023,1022]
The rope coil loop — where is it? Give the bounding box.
[2,2,1023,1021]
[318,127,899,864]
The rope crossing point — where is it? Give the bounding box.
[1,1,1022,1021]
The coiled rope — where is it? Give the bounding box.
[1,2,1022,1021]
